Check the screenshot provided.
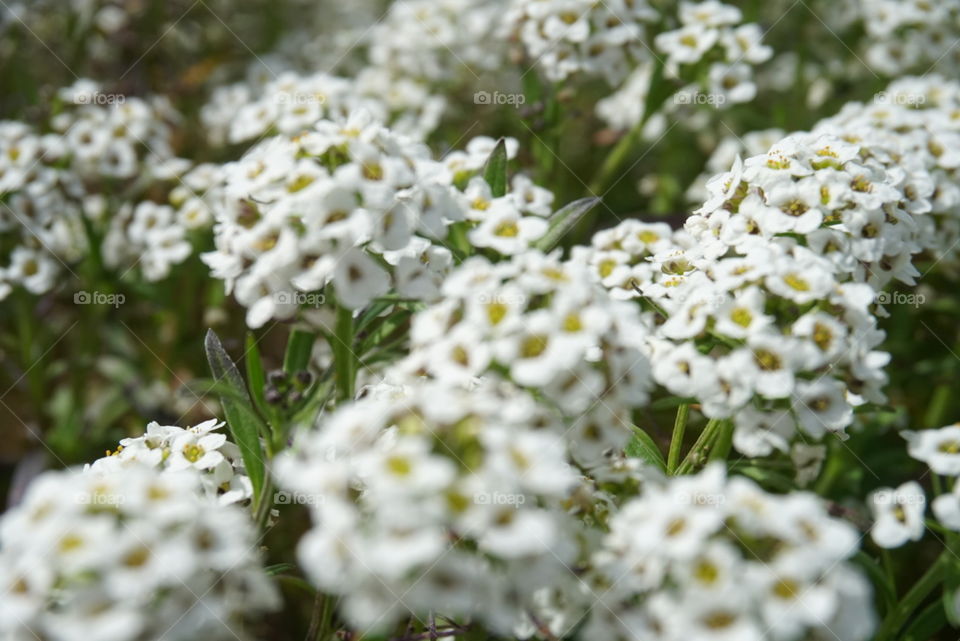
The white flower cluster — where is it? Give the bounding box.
[870,423,960,548]
[0,463,277,641]
[812,75,960,264]
[0,120,84,299]
[507,0,657,84]
[202,114,556,327]
[859,0,960,75]
[86,418,253,506]
[367,0,509,83]
[688,133,922,289]
[387,251,653,465]
[275,378,595,636]
[586,464,875,641]
[655,0,772,106]
[573,219,888,456]
[592,1,772,131]
[0,79,216,296]
[200,69,446,146]
[688,75,960,286]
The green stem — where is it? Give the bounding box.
[333,306,357,402]
[667,403,689,474]
[305,591,334,641]
[814,436,844,495]
[708,419,734,463]
[676,418,723,475]
[588,120,646,196]
[253,473,274,531]
[875,551,948,641]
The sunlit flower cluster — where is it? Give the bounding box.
[574,219,888,456]
[656,0,772,105]
[275,378,602,635]
[0,463,277,641]
[858,0,960,75]
[507,0,657,84]
[203,114,556,327]
[0,79,212,296]
[201,69,445,146]
[86,418,253,506]
[870,423,960,548]
[367,0,508,83]
[585,463,875,641]
[387,251,653,465]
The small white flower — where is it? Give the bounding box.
[869,482,926,548]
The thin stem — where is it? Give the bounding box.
[676,418,722,475]
[667,403,689,474]
[333,305,357,402]
[305,591,326,641]
[588,118,646,195]
[875,551,948,641]
[254,473,274,531]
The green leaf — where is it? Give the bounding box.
[851,551,897,615]
[245,332,269,417]
[534,197,601,252]
[204,330,267,504]
[626,427,666,472]
[652,395,698,410]
[283,329,316,375]
[482,138,508,198]
[943,533,960,626]
[264,563,296,576]
[904,600,948,641]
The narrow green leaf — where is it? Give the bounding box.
[651,395,698,410]
[534,197,601,252]
[264,563,296,576]
[904,600,948,641]
[283,329,317,375]
[626,427,666,472]
[356,299,396,333]
[185,378,266,412]
[204,330,267,503]
[245,332,269,417]
[482,138,508,198]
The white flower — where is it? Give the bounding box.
[0,463,278,641]
[332,248,391,309]
[869,481,926,548]
[903,425,960,475]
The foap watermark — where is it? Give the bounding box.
[876,291,925,308]
[676,491,725,507]
[476,291,527,306]
[74,291,125,308]
[276,92,327,106]
[75,491,124,507]
[674,91,726,107]
[474,491,526,508]
[74,92,126,106]
[274,491,325,506]
[274,291,326,307]
[874,91,926,107]
[873,492,925,508]
[474,91,526,107]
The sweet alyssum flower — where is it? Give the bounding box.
[508,0,657,84]
[203,113,557,327]
[869,481,926,548]
[385,250,654,466]
[86,418,253,505]
[584,464,874,641]
[574,219,888,456]
[275,377,610,636]
[201,69,445,146]
[0,463,277,641]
